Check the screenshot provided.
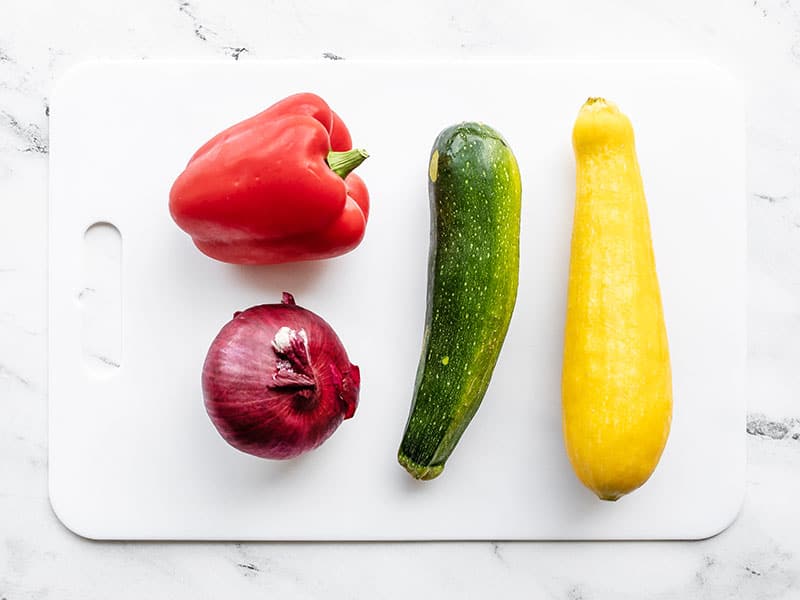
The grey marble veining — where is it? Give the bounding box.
[1,0,799,597]
[748,415,800,441]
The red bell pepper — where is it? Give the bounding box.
[169,93,369,264]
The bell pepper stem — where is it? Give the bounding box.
[327,148,369,179]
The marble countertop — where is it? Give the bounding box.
[1,0,799,597]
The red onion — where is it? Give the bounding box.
[202,292,360,459]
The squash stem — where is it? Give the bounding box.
[398,452,444,481]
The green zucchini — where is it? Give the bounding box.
[398,122,521,480]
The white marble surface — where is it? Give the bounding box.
[1,0,798,597]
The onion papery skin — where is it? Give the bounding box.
[202,293,360,459]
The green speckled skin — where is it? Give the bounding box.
[398,122,521,480]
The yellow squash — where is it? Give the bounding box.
[562,98,672,501]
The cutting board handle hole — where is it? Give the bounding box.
[81,222,122,375]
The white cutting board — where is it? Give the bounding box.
[48,60,746,540]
